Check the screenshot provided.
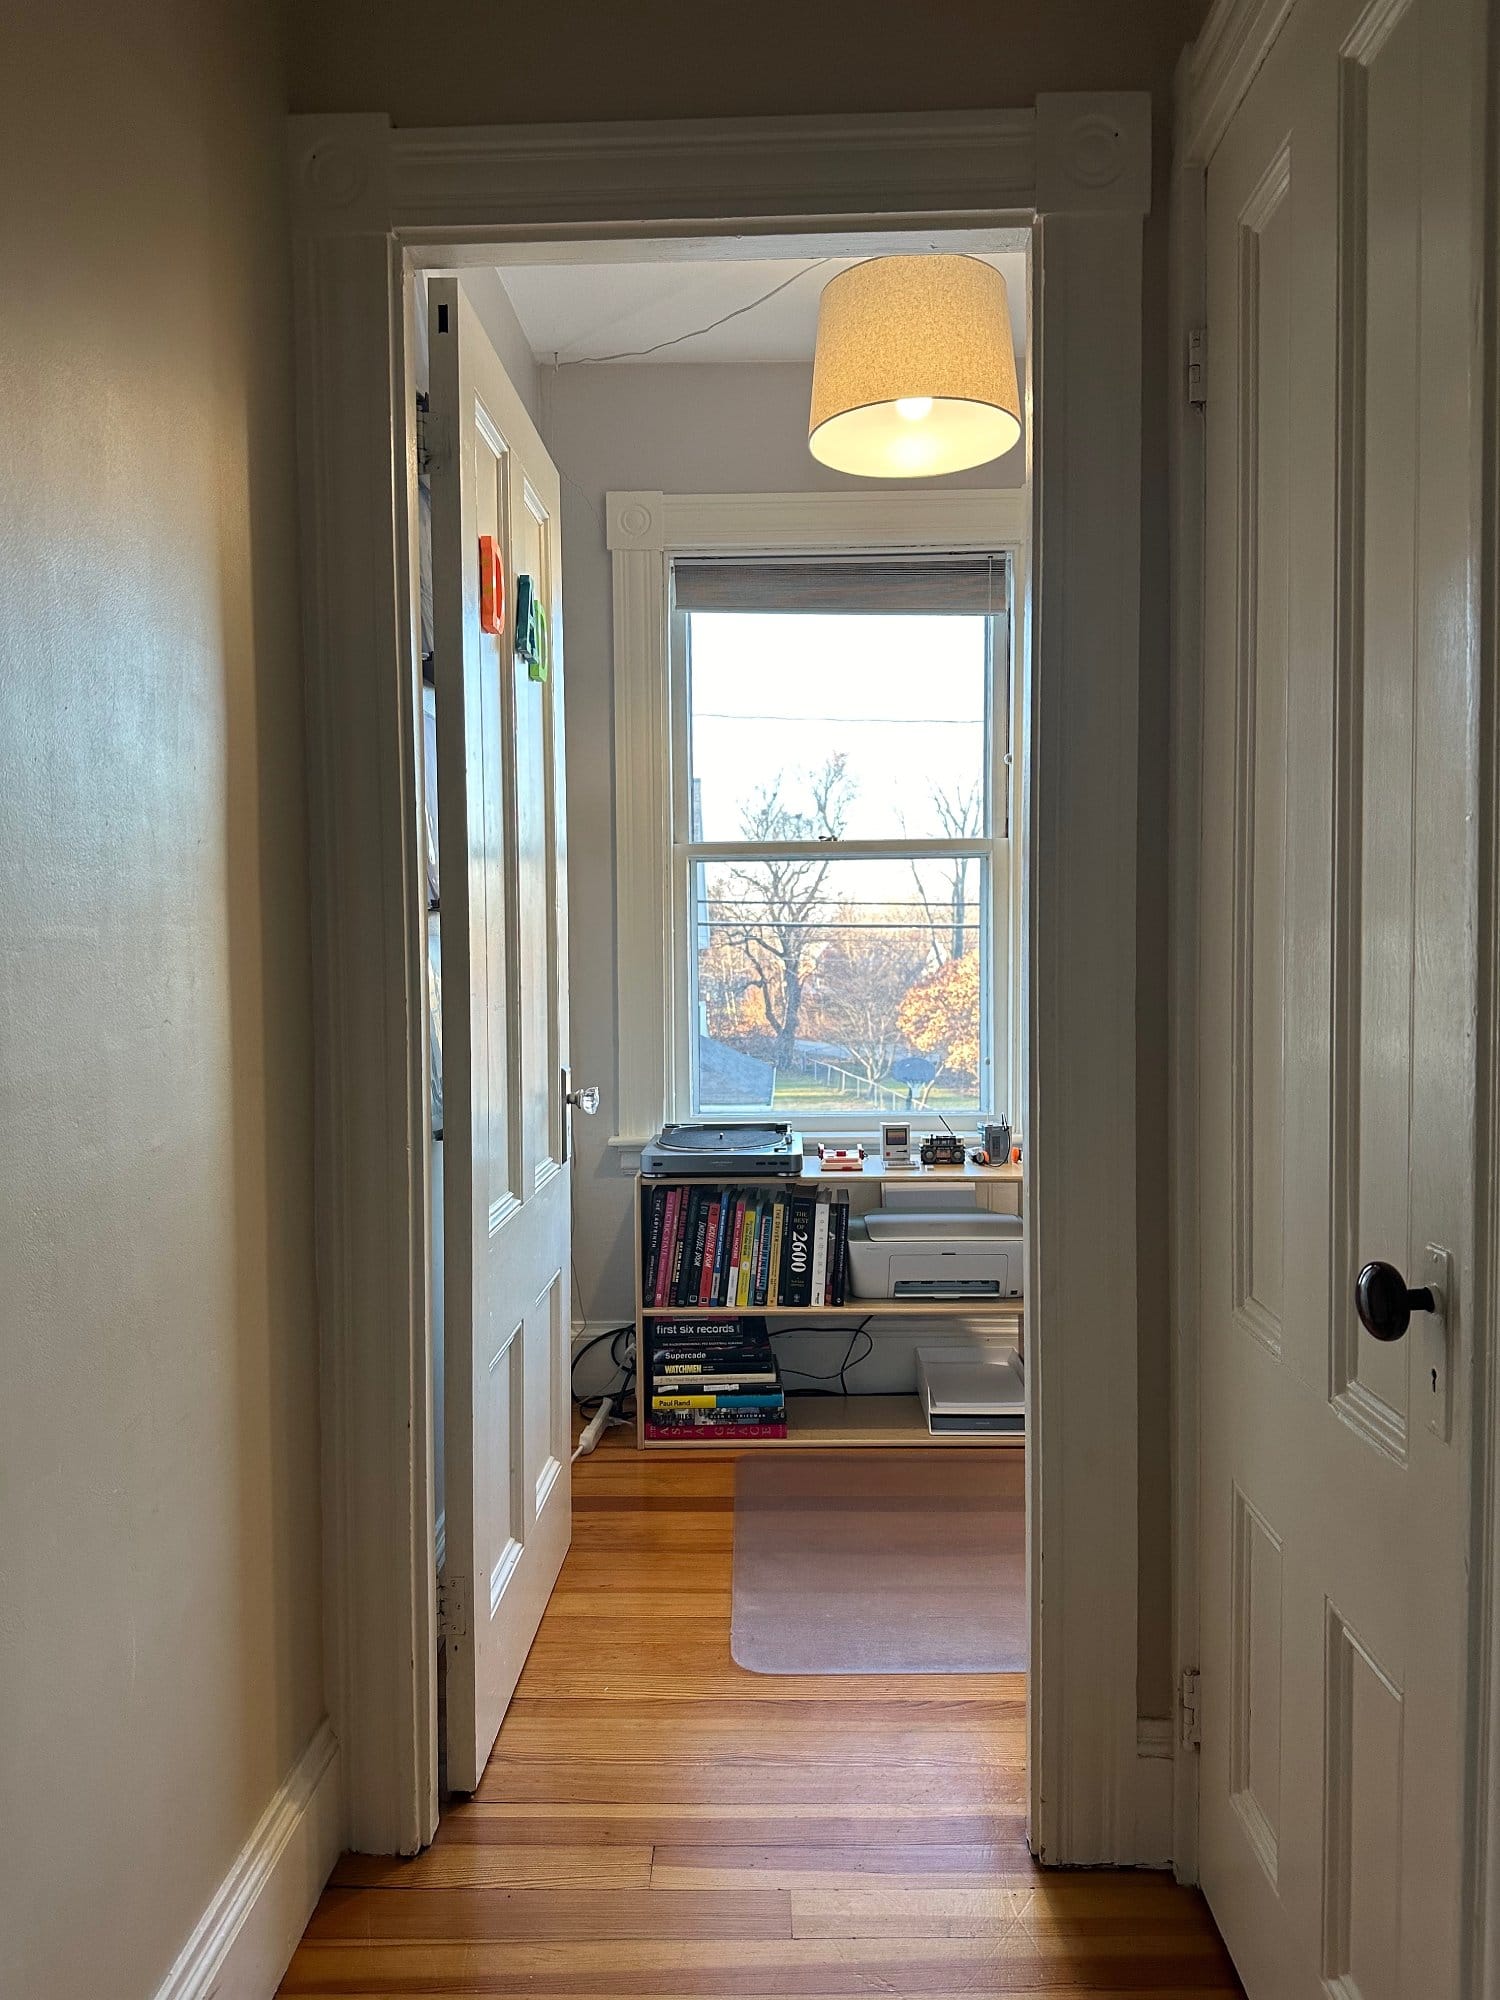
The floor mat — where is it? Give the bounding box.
[731,1449,1025,1674]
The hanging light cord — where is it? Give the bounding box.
[561,259,830,365]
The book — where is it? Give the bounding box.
[644,1420,788,1442]
[828,1188,850,1304]
[668,1189,699,1305]
[652,1376,780,1392]
[781,1193,817,1307]
[809,1187,831,1306]
[651,1391,785,1411]
[767,1195,786,1307]
[697,1194,722,1304]
[642,1185,668,1301]
[722,1193,745,1305]
[654,1186,682,1306]
[736,1192,756,1304]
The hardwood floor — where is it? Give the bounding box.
[281,1435,1240,1997]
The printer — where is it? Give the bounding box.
[846,1204,1024,1301]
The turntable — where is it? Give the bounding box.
[640,1122,804,1177]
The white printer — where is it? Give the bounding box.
[846,1202,1024,1301]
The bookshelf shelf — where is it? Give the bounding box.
[633,1169,1024,1452]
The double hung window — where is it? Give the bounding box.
[669,552,1013,1128]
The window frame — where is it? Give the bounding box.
[607,488,1029,1157]
[670,583,1007,1132]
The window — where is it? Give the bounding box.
[669,552,1014,1128]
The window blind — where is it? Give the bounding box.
[672,553,1007,617]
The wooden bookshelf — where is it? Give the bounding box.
[633,1163,1023,1452]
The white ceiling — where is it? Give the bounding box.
[496,252,1028,368]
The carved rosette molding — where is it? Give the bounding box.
[606,492,664,553]
[289,113,394,237]
[1036,93,1152,216]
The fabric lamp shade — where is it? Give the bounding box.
[808,255,1021,479]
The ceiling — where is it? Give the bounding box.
[496,252,1028,368]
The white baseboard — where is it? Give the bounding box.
[154,1718,341,2000]
[1133,1717,1176,1867]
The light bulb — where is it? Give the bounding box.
[895,396,934,422]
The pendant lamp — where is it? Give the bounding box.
[808,254,1021,479]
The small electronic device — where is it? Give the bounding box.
[919,1132,967,1168]
[846,1206,1025,1300]
[916,1341,1025,1436]
[982,1120,1012,1167]
[879,1120,914,1169]
[640,1121,803,1177]
[816,1143,866,1172]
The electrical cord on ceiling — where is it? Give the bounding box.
[560,259,831,365]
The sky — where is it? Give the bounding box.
[685,611,997,845]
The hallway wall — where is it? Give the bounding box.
[0,1,324,1992]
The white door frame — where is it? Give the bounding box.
[288,97,1157,1863]
[1167,0,1500,1973]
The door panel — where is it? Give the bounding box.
[428,277,572,1796]
[1198,0,1481,1989]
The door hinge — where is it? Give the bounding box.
[1180,1666,1202,1750]
[437,1572,467,1647]
[415,394,434,474]
[1187,327,1208,410]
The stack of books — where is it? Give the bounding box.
[641,1183,852,1310]
[643,1316,787,1442]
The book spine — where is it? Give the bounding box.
[642,1185,666,1304]
[717,1195,736,1303]
[829,1190,850,1304]
[784,1195,815,1307]
[653,1187,679,1307]
[691,1192,713,1304]
[768,1195,786,1307]
[644,1421,788,1441]
[652,1392,784,1410]
[723,1194,743,1304]
[809,1189,831,1307]
[671,1190,700,1306]
[697,1196,722,1305]
[736,1192,756,1304]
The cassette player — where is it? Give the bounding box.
[641,1121,804,1177]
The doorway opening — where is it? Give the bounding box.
[416,230,1035,1806]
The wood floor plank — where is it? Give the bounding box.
[650,1842,1033,1890]
[280,1430,1240,1998]
[439,1802,1030,1847]
[330,1845,652,1890]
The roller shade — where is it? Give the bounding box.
[672,554,1007,617]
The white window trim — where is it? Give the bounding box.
[606,487,1029,1159]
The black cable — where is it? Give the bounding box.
[770,1318,874,1396]
[572,1323,636,1416]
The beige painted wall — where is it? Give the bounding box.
[0,2,323,1992]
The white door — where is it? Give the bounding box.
[1198,0,1483,1989]
[428,276,574,1794]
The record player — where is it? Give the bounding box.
[641,1122,804,1177]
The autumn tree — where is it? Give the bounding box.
[806,923,929,1091]
[713,755,853,1072]
[896,948,982,1104]
[908,780,984,964]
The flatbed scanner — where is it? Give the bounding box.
[846,1206,1024,1300]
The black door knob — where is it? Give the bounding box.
[1355,1261,1436,1342]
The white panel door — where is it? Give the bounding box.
[428,277,573,1795]
[1198,0,1482,1989]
